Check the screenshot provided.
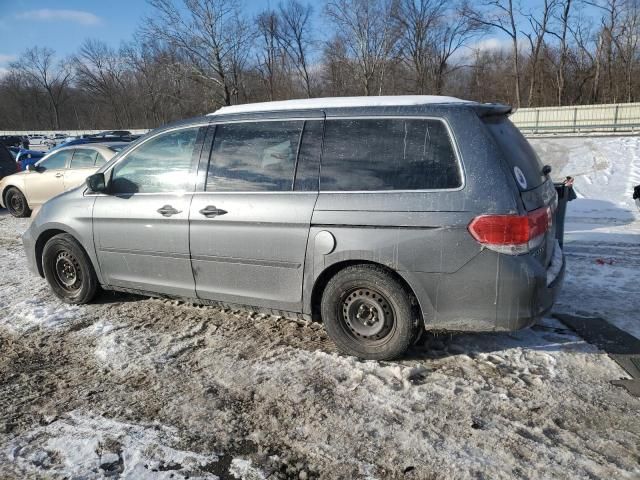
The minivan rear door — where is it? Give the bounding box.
[484,115,558,266]
[189,116,323,312]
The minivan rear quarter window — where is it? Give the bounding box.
[320,118,461,191]
[484,116,545,190]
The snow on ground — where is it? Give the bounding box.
[530,135,640,338]
[4,411,220,479]
[1,135,639,479]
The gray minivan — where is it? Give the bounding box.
[21,96,565,360]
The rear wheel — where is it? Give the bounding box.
[321,265,418,360]
[4,187,31,218]
[42,233,98,304]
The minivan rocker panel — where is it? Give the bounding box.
[22,96,565,360]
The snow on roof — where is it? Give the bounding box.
[208,95,475,116]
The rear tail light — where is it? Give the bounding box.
[468,207,552,255]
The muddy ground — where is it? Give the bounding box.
[0,209,639,480]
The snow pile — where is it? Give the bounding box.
[229,458,267,480]
[5,411,220,479]
[2,297,80,332]
[530,136,640,338]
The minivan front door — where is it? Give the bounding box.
[189,119,322,311]
[93,125,205,297]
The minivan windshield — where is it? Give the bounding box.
[484,116,545,191]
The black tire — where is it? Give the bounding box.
[42,233,98,304]
[4,187,31,218]
[321,265,419,360]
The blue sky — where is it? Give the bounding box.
[0,0,600,74]
[0,0,290,72]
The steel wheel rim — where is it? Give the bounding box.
[9,193,23,215]
[54,251,82,291]
[340,287,395,342]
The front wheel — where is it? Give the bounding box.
[42,233,98,304]
[4,187,31,218]
[321,265,419,360]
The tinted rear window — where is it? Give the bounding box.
[320,118,461,191]
[484,116,545,190]
[206,121,303,192]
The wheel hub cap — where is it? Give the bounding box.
[342,288,394,339]
[55,252,78,288]
[10,195,22,211]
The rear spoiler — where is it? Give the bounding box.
[473,103,513,117]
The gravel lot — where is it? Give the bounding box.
[1,136,639,479]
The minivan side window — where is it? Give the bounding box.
[110,127,200,194]
[206,121,303,192]
[320,118,461,191]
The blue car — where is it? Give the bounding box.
[14,148,45,170]
[49,133,140,153]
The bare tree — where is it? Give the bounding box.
[547,0,573,105]
[587,0,625,101]
[325,0,400,95]
[394,0,447,93]
[9,47,72,129]
[612,0,640,101]
[6,0,640,131]
[74,39,134,127]
[256,11,283,101]
[278,0,315,97]
[465,0,522,107]
[522,0,558,106]
[431,2,485,94]
[144,0,253,106]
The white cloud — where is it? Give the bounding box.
[0,54,16,64]
[467,37,513,53]
[0,67,9,79]
[16,9,101,26]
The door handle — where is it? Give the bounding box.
[55,173,63,178]
[199,205,228,218]
[157,205,181,217]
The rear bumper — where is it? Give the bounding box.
[513,244,566,330]
[408,242,565,332]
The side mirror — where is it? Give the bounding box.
[26,164,40,173]
[86,172,107,193]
